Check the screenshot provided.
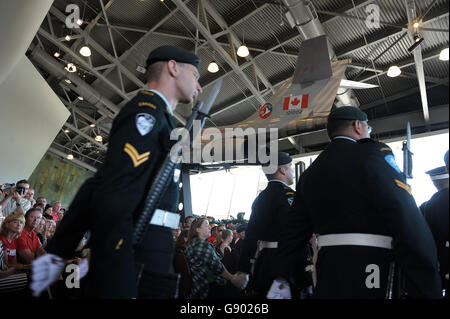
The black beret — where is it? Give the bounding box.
[146,45,200,69]
[237,224,247,233]
[425,166,449,180]
[262,152,292,167]
[328,106,368,121]
[444,150,449,169]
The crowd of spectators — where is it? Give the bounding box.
[172,214,248,299]
[1,179,249,299]
[0,180,68,297]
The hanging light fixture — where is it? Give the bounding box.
[64,79,71,84]
[95,135,103,142]
[54,52,60,58]
[237,27,249,58]
[64,129,70,133]
[65,63,77,73]
[79,45,91,57]
[76,19,83,26]
[439,48,449,61]
[387,65,401,77]
[90,123,95,128]
[66,154,74,160]
[65,35,71,41]
[208,61,219,73]
[237,44,249,58]
[77,96,84,101]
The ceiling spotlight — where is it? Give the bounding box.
[65,63,77,73]
[76,19,83,26]
[66,154,74,160]
[64,79,71,84]
[95,135,103,142]
[64,129,70,133]
[90,124,95,128]
[439,48,449,61]
[208,61,219,73]
[77,96,84,101]
[387,65,401,77]
[65,35,71,41]
[413,22,420,29]
[54,52,60,58]
[237,45,250,58]
[408,34,424,52]
[79,46,91,57]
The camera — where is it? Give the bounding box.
[1,183,15,191]
[16,186,26,195]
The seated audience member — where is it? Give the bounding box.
[57,208,66,222]
[219,229,239,275]
[24,188,36,207]
[36,197,47,207]
[0,213,27,268]
[16,208,46,264]
[50,202,62,222]
[208,226,218,244]
[0,180,32,215]
[184,218,243,299]
[35,218,48,247]
[45,219,57,241]
[173,229,192,299]
[183,216,195,230]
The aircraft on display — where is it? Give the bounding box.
[189,35,378,166]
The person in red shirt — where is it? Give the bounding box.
[50,202,62,222]
[17,208,46,264]
[0,212,26,267]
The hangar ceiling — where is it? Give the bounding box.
[26,0,449,171]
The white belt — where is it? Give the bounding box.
[317,233,393,250]
[149,209,180,229]
[260,241,278,249]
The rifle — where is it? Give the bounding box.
[133,78,223,246]
[386,122,413,299]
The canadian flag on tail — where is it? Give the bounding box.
[283,94,309,110]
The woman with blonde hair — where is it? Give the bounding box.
[0,213,29,296]
[0,212,27,268]
[184,218,244,299]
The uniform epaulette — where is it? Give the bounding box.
[358,138,393,153]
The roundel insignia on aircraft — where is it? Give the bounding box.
[259,103,272,119]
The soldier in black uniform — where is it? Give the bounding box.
[420,150,449,297]
[237,152,313,298]
[33,46,202,298]
[269,106,441,299]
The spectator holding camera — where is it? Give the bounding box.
[0,180,32,216]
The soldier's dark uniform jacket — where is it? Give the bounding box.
[46,90,180,298]
[239,179,313,297]
[274,137,441,298]
[420,168,449,294]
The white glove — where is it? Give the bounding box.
[266,279,292,299]
[30,254,65,297]
[232,272,250,290]
[78,258,89,279]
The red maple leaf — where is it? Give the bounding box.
[291,97,300,106]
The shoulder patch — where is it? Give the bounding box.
[138,102,157,110]
[384,154,401,174]
[136,113,156,136]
